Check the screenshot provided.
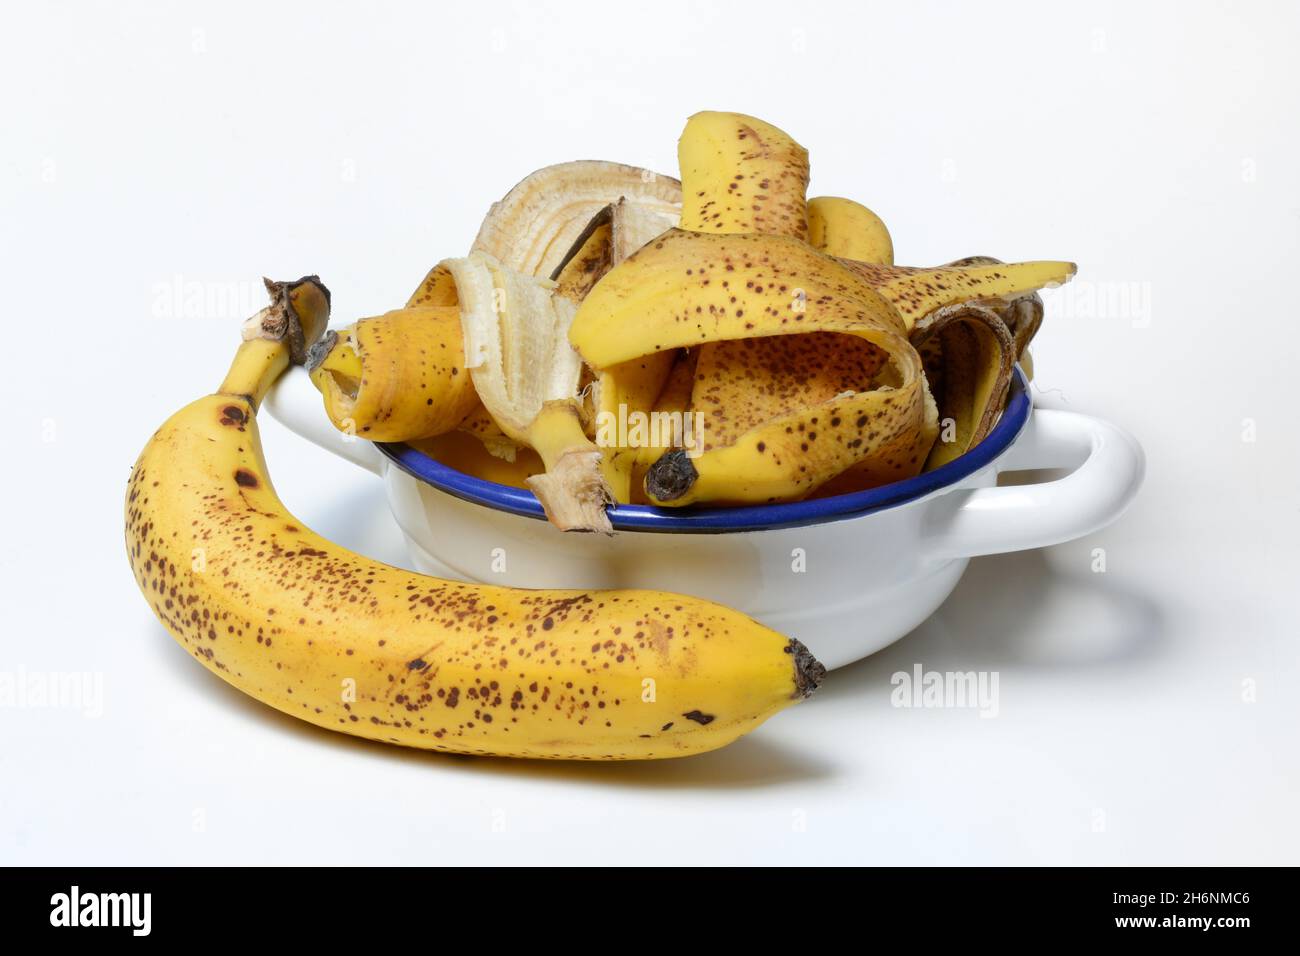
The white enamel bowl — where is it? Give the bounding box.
[266,366,1144,670]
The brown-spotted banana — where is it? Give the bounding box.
[126,277,824,760]
[571,226,936,505]
[306,306,478,442]
[839,256,1066,468]
[805,224,1043,470]
[570,111,1075,506]
[574,112,932,506]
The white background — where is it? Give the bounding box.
[3,0,1298,865]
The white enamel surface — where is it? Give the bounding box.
[921,410,1146,560]
[262,365,386,476]
[268,370,1145,670]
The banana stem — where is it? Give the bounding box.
[524,400,615,533]
[219,276,331,407]
[220,338,291,407]
[527,400,595,473]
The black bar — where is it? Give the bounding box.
[0,867,1284,940]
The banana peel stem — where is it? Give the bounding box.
[644,449,698,504]
[223,276,332,405]
[525,401,616,533]
[526,451,615,534]
[219,338,290,409]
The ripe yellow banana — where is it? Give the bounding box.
[808,196,893,264]
[307,306,478,442]
[126,277,824,760]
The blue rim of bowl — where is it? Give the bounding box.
[376,366,1032,533]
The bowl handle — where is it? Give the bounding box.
[921,409,1144,559]
[262,365,386,476]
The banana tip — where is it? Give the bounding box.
[644,449,698,502]
[787,638,826,699]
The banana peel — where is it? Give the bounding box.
[365,116,1074,515]
[568,111,1078,504]
[906,256,1050,469]
[808,196,894,264]
[433,253,616,532]
[837,258,1074,332]
[472,160,681,279]
[910,302,1015,469]
[306,307,479,442]
[409,162,683,491]
[946,254,1045,378]
[677,111,811,240]
[547,201,681,504]
[638,112,934,504]
[570,227,938,505]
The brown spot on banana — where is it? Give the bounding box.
[219,404,247,428]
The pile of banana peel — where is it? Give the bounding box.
[307,111,1074,533]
